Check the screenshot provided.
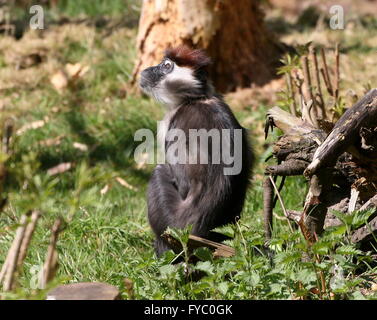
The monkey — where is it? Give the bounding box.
[139,45,254,257]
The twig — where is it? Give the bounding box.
[286,73,297,116]
[301,55,318,128]
[310,46,326,119]
[301,56,314,103]
[263,177,274,241]
[320,68,331,96]
[320,47,333,96]
[0,214,29,291]
[39,218,63,289]
[2,118,13,155]
[301,97,315,128]
[17,211,41,269]
[269,176,294,233]
[292,72,305,115]
[273,176,286,208]
[334,43,340,100]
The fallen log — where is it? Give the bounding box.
[351,216,377,244]
[47,282,120,300]
[351,194,377,244]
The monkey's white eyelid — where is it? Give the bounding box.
[164,60,172,68]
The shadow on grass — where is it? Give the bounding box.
[11,95,156,192]
[266,6,325,36]
[4,0,140,39]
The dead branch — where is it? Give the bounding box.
[310,46,326,118]
[263,177,274,241]
[0,214,29,291]
[161,233,235,258]
[39,218,63,289]
[320,47,333,96]
[301,172,332,241]
[351,215,377,244]
[305,89,377,177]
[286,210,302,223]
[266,159,309,176]
[286,72,297,116]
[2,118,13,155]
[301,55,318,127]
[17,210,41,269]
[334,43,340,100]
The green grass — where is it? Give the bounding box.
[55,0,141,18]
[9,0,141,21]
[1,2,377,300]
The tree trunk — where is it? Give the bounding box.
[264,89,377,248]
[132,0,283,92]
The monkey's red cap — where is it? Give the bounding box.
[165,45,211,70]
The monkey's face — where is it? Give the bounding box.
[139,58,201,107]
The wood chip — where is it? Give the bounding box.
[115,177,138,191]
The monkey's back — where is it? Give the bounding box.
[147,96,253,254]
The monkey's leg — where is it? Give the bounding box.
[153,239,171,257]
[147,165,183,256]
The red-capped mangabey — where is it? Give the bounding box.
[139,46,253,256]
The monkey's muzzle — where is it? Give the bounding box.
[139,66,163,93]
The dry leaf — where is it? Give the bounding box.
[100,184,110,195]
[135,152,149,170]
[115,177,138,191]
[50,63,89,92]
[50,70,68,91]
[40,135,64,147]
[66,63,89,79]
[47,163,72,176]
[16,119,46,136]
[73,142,88,152]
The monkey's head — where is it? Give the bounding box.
[139,46,213,108]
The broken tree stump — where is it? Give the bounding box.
[263,106,327,241]
[303,89,377,242]
[305,88,377,177]
[46,282,121,300]
[264,89,377,249]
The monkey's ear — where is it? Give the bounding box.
[165,45,211,70]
